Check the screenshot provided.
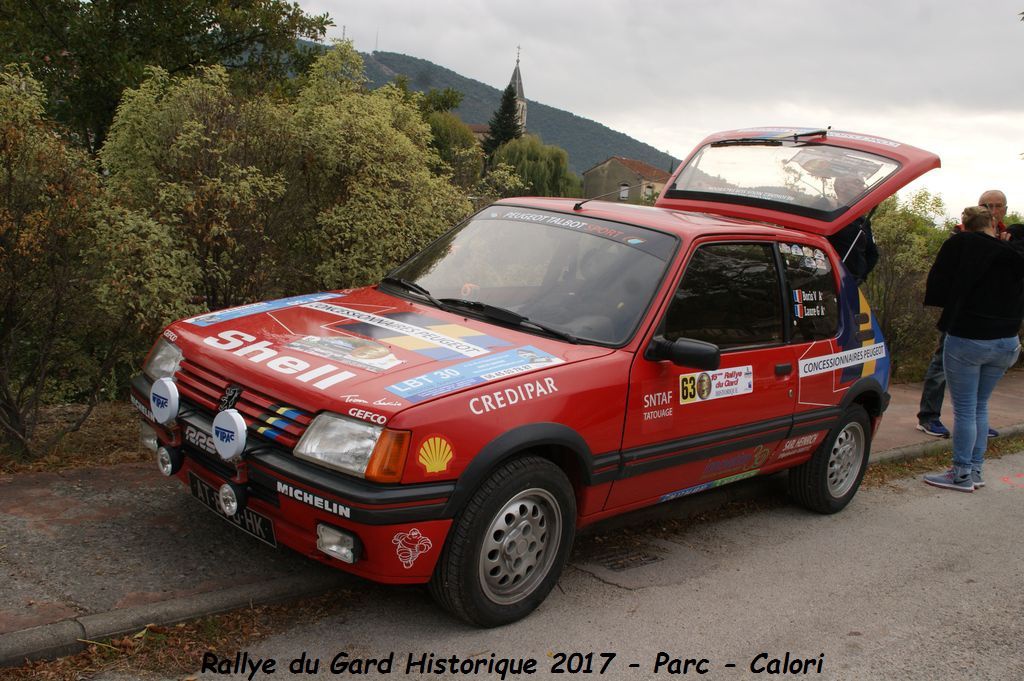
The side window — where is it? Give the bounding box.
[664,242,784,349]
[779,242,839,341]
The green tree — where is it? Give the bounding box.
[0,0,331,153]
[102,42,471,303]
[0,66,194,458]
[483,83,521,156]
[386,78,462,115]
[863,190,949,380]
[427,111,483,189]
[101,66,287,310]
[290,46,471,288]
[471,162,529,209]
[491,134,582,197]
[421,87,464,114]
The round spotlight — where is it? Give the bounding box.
[155,446,182,476]
[217,482,246,517]
[211,409,247,461]
[149,378,180,426]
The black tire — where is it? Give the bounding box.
[429,456,576,627]
[788,404,871,514]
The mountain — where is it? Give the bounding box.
[361,51,678,176]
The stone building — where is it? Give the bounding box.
[582,156,671,203]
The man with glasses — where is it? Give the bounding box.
[978,190,1009,239]
[917,190,1009,438]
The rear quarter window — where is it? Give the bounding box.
[779,242,839,342]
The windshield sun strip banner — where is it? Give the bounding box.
[483,207,677,260]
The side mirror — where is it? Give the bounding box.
[646,336,721,370]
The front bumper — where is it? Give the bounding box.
[132,374,454,583]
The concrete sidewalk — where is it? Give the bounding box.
[3,369,1023,667]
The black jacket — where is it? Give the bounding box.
[828,216,879,284]
[924,231,1024,339]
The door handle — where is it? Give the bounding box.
[775,363,793,376]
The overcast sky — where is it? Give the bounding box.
[301,1,1024,219]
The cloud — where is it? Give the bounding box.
[302,0,1024,216]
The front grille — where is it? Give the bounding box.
[175,360,312,450]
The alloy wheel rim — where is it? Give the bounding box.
[478,487,561,605]
[827,421,865,498]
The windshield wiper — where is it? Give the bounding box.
[711,138,783,147]
[438,298,579,344]
[381,281,578,343]
[380,277,444,309]
[711,129,829,147]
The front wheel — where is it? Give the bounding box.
[788,404,871,514]
[429,456,576,627]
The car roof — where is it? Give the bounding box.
[494,197,813,241]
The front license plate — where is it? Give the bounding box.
[188,472,277,548]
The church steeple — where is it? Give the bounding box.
[509,47,527,132]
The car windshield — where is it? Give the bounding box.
[665,141,900,219]
[388,206,677,345]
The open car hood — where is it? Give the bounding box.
[655,127,940,237]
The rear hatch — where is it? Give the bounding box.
[655,127,940,236]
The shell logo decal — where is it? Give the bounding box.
[418,435,454,474]
[393,528,433,568]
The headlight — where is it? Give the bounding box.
[143,337,183,380]
[294,412,383,478]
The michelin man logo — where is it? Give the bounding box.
[392,528,433,569]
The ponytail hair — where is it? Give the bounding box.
[962,205,993,232]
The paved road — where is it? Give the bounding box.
[96,451,1024,680]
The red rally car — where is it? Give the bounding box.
[133,128,939,626]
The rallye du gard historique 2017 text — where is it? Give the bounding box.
[134,127,939,627]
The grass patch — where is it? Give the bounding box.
[863,433,1024,488]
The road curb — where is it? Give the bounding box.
[871,424,1024,464]
[0,572,348,668]
[0,620,85,669]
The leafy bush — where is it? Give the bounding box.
[0,66,195,458]
[863,190,949,381]
[101,43,472,302]
[287,47,472,289]
[426,111,483,189]
[471,162,529,210]
[102,66,288,310]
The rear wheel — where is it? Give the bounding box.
[429,456,575,627]
[788,404,871,514]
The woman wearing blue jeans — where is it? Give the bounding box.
[922,206,1024,492]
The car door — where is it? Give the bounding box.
[606,238,798,510]
[782,235,886,457]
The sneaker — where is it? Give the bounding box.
[923,469,974,492]
[917,419,950,438]
[972,471,985,489]
[987,427,998,438]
